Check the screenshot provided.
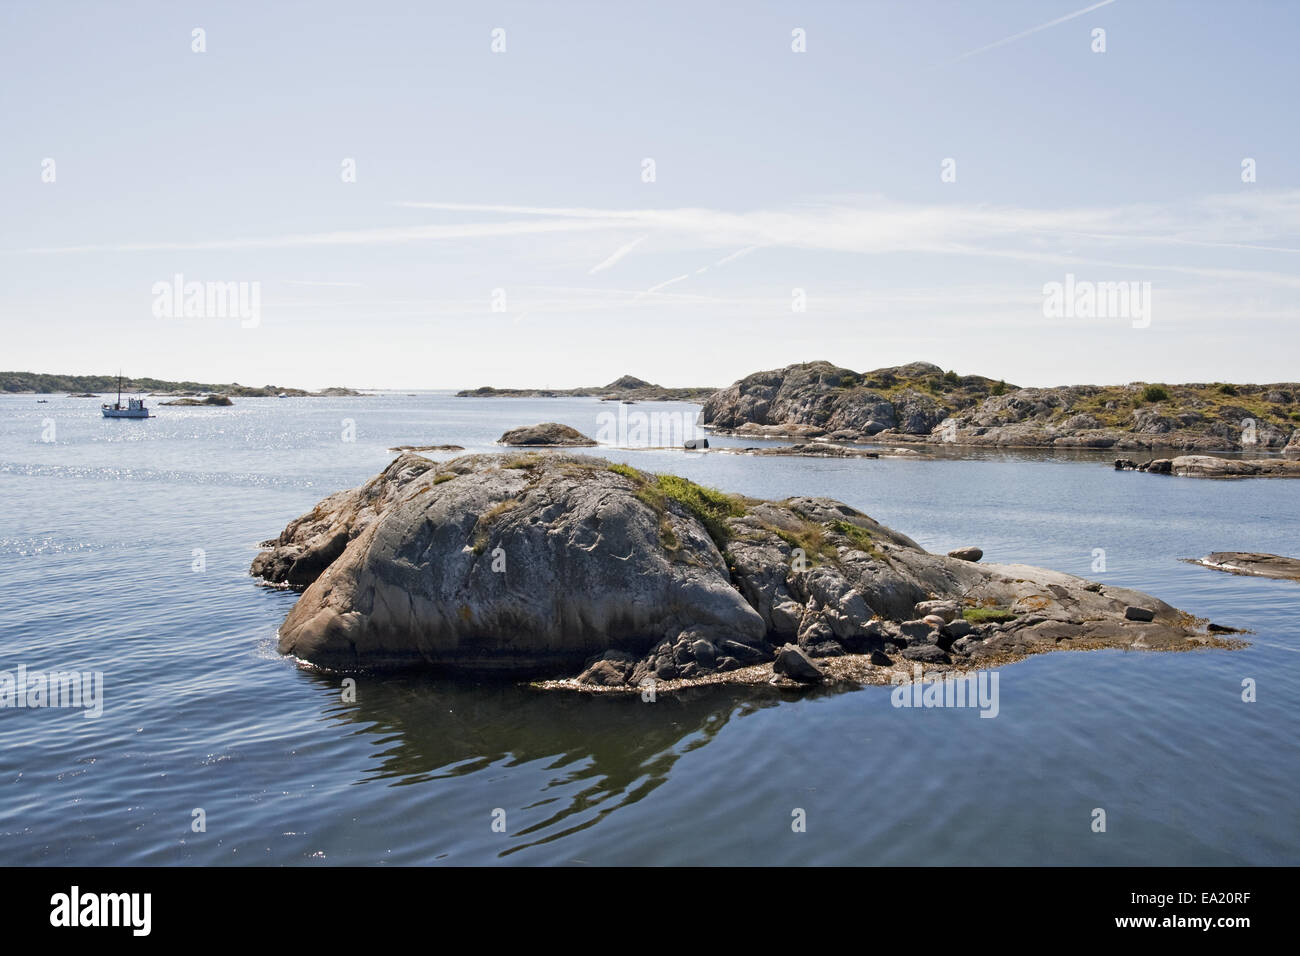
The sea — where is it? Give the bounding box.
[1,392,1296,865]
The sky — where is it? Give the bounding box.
[2,0,1298,390]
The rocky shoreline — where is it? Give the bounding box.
[1115,455,1300,478]
[712,443,925,460]
[700,360,1300,453]
[251,452,1240,691]
[1187,552,1300,582]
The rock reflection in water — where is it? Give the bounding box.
[302,670,854,854]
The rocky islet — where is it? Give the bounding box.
[251,452,1239,691]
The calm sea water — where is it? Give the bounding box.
[1,392,1296,865]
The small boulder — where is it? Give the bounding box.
[948,547,983,562]
[902,643,950,664]
[654,660,680,680]
[577,650,637,686]
[720,638,767,663]
[950,636,980,655]
[690,638,718,667]
[914,600,961,623]
[1124,606,1156,622]
[773,644,825,683]
[943,618,973,639]
[897,620,934,643]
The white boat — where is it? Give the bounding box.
[102,373,152,419]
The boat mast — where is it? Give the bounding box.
[117,370,122,407]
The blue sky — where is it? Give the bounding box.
[3,0,1298,389]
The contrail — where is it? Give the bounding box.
[589,235,646,274]
[948,0,1117,64]
[639,274,690,297]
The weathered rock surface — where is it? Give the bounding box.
[252,453,1234,686]
[701,361,1300,452]
[702,361,997,441]
[250,454,439,588]
[1188,552,1300,582]
[497,422,596,446]
[1116,455,1300,478]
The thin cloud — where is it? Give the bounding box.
[12,190,1300,288]
[8,219,628,255]
[1044,231,1300,255]
[284,279,364,287]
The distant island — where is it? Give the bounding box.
[457,375,715,402]
[1,372,361,398]
[701,361,1300,454]
[160,394,235,407]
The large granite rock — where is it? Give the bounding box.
[252,453,1223,684]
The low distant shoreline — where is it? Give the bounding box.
[1,372,361,398]
[457,374,715,402]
